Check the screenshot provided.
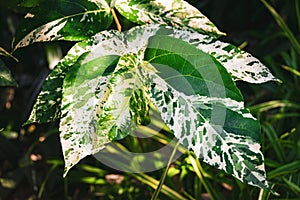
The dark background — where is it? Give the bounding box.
[0,0,299,199]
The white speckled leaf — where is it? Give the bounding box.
[115,0,225,37]
[59,26,158,175]
[25,38,107,124]
[137,24,277,83]
[26,24,158,124]
[148,72,268,189]
[26,24,277,124]
[142,35,269,189]
[164,27,279,83]
[60,55,119,176]
[0,59,18,87]
[13,0,112,50]
[97,52,148,141]
[25,24,274,190]
[25,41,94,124]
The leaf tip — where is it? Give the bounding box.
[63,167,69,178]
[22,117,35,127]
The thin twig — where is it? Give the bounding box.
[111,8,122,32]
[151,141,181,200]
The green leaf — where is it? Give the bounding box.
[0,59,18,87]
[144,35,243,101]
[13,0,112,50]
[161,27,279,83]
[114,0,225,37]
[142,35,269,190]
[19,0,39,8]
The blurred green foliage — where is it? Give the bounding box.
[0,0,299,199]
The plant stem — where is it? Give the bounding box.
[101,142,188,199]
[296,0,300,31]
[132,173,188,200]
[151,141,181,200]
[111,8,122,32]
[261,0,300,56]
[188,153,222,200]
[38,163,58,198]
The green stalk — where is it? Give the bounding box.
[282,65,300,77]
[151,141,181,200]
[282,177,300,195]
[296,0,300,31]
[38,163,59,198]
[188,153,222,200]
[132,173,188,200]
[262,123,285,163]
[261,0,300,56]
[98,140,189,199]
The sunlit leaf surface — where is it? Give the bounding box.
[18,0,277,190]
[0,59,17,87]
[13,0,112,49]
[55,25,270,189]
[115,0,225,37]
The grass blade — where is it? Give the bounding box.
[151,141,181,200]
[188,153,222,200]
[282,65,300,77]
[132,173,189,200]
[262,123,285,163]
[261,0,300,56]
[282,177,300,195]
[38,163,59,198]
[268,161,300,179]
[296,0,300,31]
[250,100,300,113]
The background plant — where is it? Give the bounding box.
[0,0,299,200]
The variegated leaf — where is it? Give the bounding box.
[0,59,18,87]
[145,69,269,189]
[24,24,273,190]
[107,23,277,84]
[25,23,277,125]
[114,0,225,37]
[98,52,147,141]
[144,34,243,101]
[138,24,278,83]
[142,35,269,189]
[164,28,279,83]
[13,0,112,50]
[59,27,157,175]
[25,25,157,125]
[24,41,94,124]
[60,55,119,176]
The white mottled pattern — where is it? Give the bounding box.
[14,19,67,49]
[141,66,269,189]
[168,27,279,83]
[115,0,224,36]
[60,76,111,176]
